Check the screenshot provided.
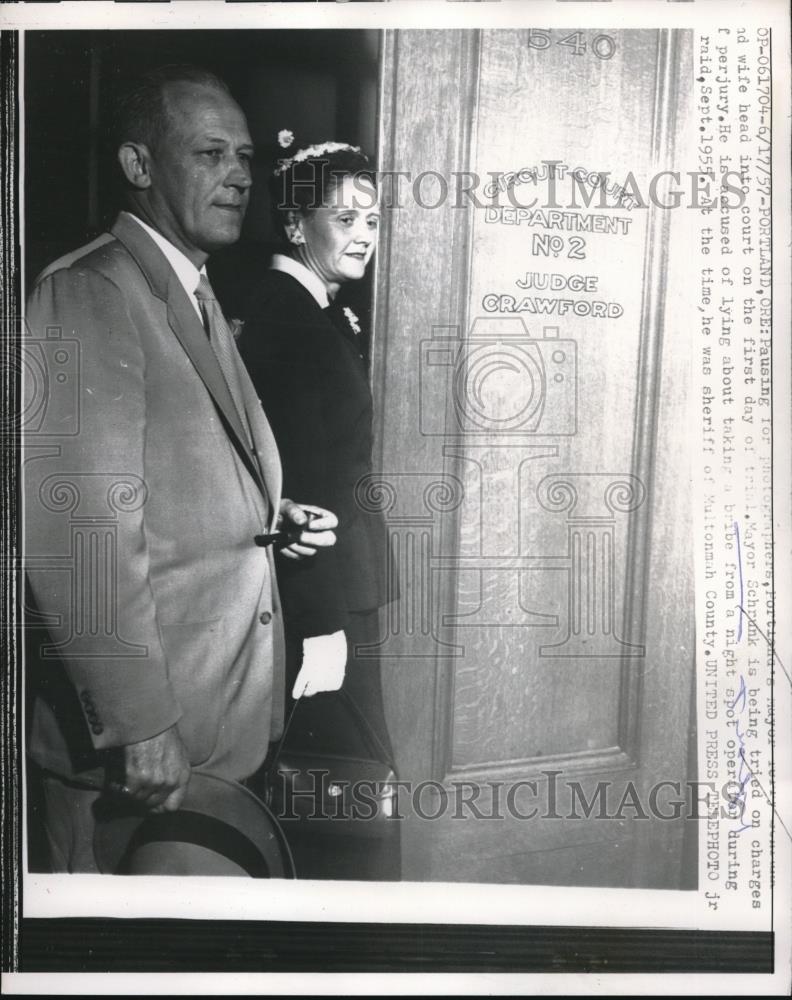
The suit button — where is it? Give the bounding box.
[91,724,104,735]
[259,611,272,625]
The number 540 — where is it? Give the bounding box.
[527,30,617,60]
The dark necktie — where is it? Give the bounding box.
[194,275,282,523]
[194,274,251,447]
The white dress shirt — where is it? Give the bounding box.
[124,211,205,318]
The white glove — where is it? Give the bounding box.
[291,630,347,698]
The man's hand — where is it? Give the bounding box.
[277,500,338,561]
[292,630,347,698]
[118,725,191,813]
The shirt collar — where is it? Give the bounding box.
[270,253,330,309]
[123,211,204,313]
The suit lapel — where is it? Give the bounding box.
[111,214,270,500]
[233,351,282,528]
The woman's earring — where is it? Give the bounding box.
[289,229,305,246]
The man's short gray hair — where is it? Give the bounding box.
[112,64,231,152]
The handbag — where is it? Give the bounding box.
[258,688,399,841]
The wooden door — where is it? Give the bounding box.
[368,29,695,887]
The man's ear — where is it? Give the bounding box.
[118,142,153,190]
[286,210,305,246]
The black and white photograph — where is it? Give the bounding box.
[2,0,790,994]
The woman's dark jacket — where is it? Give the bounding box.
[238,269,389,638]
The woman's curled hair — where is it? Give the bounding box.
[269,145,376,244]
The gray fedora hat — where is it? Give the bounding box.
[94,771,295,877]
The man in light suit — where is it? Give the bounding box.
[24,65,338,872]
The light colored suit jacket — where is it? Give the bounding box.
[24,213,285,785]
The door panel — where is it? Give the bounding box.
[372,28,695,887]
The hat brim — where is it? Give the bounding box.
[94,771,295,878]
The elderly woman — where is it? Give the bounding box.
[238,140,396,876]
